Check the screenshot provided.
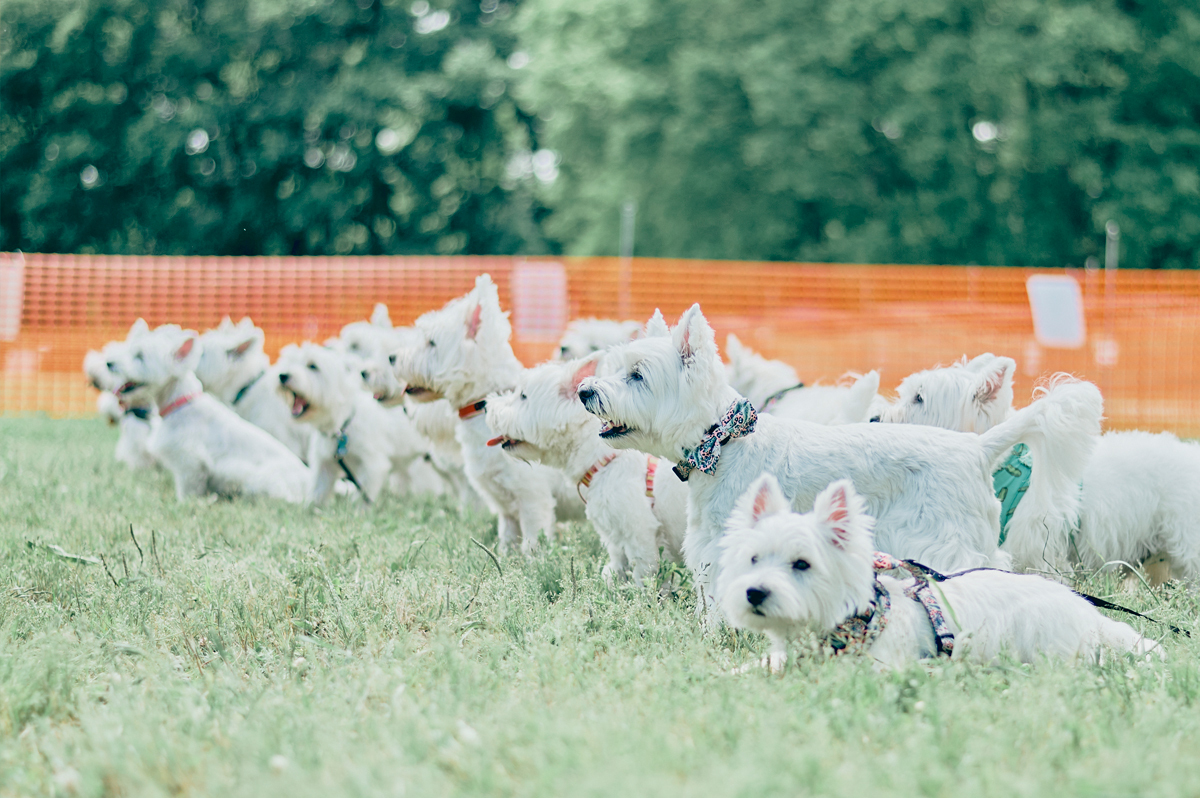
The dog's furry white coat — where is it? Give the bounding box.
[109,325,310,502]
[578,305,1102,621]
[195,316,313,461]
[486,356,687,585]
[83,321,158,470]
[878,353,1200,582]
[273,342,432,504]
[724,334,880,424]
[393,274,578,555]
[718,474,1160,669]
[556,318,642,361]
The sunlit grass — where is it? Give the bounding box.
[2,417,1199,797]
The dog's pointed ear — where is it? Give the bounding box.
[128,318,150,339]
[725,333,745,362]
[465,302,483,340]
[672,304,714,365]
[174,333,199,362]
[563,358,598,399]
[217,316,235,332]
[814,479,863,550]
[644,309,669,338]
[236,316,256,331]
[963,352,997,373]
[732,473,790,528]
[974,357,1015,407]
[371,303,392,328]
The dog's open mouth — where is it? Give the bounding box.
[486,435,523,450]
[117,381,141,395]
[404,385,440,402]
[284,389,310,418]
[598,419,633,438]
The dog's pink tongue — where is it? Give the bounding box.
[292,395,307,415]
[485,436,505,447]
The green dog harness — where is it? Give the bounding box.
[992,443,1032,547]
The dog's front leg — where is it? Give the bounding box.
[497,515,521,555]
[309,459,340,505]
[763,632,788,674]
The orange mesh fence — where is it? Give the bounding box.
[3,252,1200,435]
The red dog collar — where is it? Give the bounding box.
[159,392,199,418]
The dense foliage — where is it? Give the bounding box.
[2,0,1199,266]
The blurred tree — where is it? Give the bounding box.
[0,0,553,255]
[514,0,1200,268]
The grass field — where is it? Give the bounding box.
[4,418,1200,797]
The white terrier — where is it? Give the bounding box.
[724,334,880,424]
[718,474,1160,670]
[392,274,576,555]
[556,318,641,360]
[108,325,310,502]
[577,305,1103,621]
[878,353,1200,583]
[485,356,687,585]
[84,321,158,470]
[195,316,313,461]
[273,342,431,504]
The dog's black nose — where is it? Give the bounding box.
[578,387,595,403]
[869,416,880,423]
[106,362,117,372]
[746,587,769,607]
[388,353,396,366]
[279,373,290,385]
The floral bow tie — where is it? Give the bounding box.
[672,398,758,481]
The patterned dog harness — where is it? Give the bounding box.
[824,553,957,657]
[992,443,1032,546]
[672,398,758,481]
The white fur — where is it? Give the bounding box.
[719,475,1160,670]
[578,305,1099,623]
[108,325,310,502]
[724,334,880,424]
[83,321,158,470]
[556,318,642,360]
[196,316,313,461]
[879,354,1200,582]
[273,342,431,504]
[392,275,574,555]
[485,357,687,585]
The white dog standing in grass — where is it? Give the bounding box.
[556,318,642,360]
[108,324,310,502]
[393,274,575,555]
[718,474,1161,670]
[195,316,313,461]
[485,356,687,585]
[877,353,1200,583]
[273,342,432,504]
[724,334,880,424]
[84,324,158,470]
[578,305,1102,622]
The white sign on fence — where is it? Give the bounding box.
[1026,274,1086,349]
[510,261,569,341]
[0,251,25,342]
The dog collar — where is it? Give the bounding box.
[577,453,620,504]
[232,371,265,405]
[760,382,805,413]
[823,578,893,655]
[672,398,758,481]
[159,392,199,418]
[458,399,487,420]
[871,552,956,657]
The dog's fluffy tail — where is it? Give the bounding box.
[978,376,1102,575]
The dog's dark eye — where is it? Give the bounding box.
[629,369,642,382]
[750,555,758,565]
[913,394,923,405]
[307,363,319,371]
[559,346,569,356]
[520,392,527,400]
[792,559,810,571]
[134,352,144,361]
[428,339,436,348]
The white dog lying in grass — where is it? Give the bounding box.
[274,342,432,504]
[393,274,580,555]
[877,353,1200,583]
[578,305,1102,623]
[718,474,1161,670]
[84,323,158,470]
[109,324,310,503]
[485,356,687,586]
[724,334,880,424]
[556,318,641,360]
[196,316,313,461]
